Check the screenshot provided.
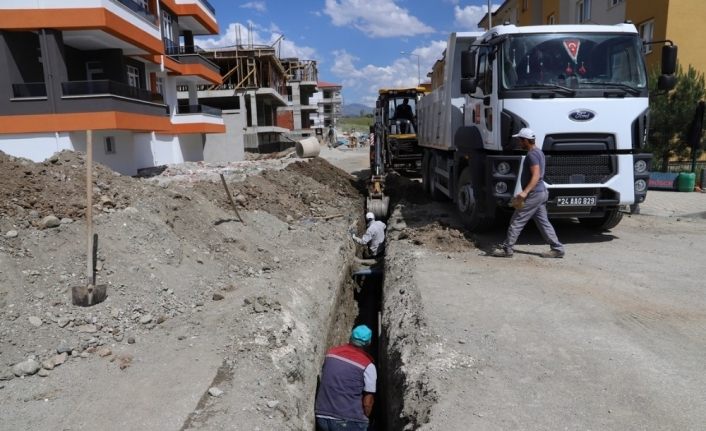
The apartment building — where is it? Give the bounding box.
[0,0,224,175]
[312,81,343,128]
[478,0,705,76]
[277,58,319,140]
[188,44,291,156]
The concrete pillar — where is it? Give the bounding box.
[291,83,302,129]
[188,83,198,107]
[249,91,258,127]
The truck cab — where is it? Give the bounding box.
[418,24,676,231]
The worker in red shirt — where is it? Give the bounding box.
[315,325,377,430]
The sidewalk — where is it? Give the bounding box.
[639,190,706,218]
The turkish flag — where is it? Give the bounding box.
[563,40,580,61]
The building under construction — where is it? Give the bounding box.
[182,42,290,157]
[278,58,319,140]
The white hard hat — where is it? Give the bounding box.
[365,212,375,221]
[512,127,536,140]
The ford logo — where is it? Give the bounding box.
[569,110,596,121]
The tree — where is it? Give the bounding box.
[648,65,706,171]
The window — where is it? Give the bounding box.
[104,137,116,154]
[609,0,623,7]
[522,0,529,11]
[640,20,654,53]
[548,14,556,25]
[127,65,140,88]
[86,61,104,80]
[161,10,174,41]
[132,0,148,10]
[156,77,164,95]
[577,0,591,22]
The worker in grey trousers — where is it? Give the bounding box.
[491,128,565,258]
[352,212,386,258]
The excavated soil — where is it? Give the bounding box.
[0,150,366,430]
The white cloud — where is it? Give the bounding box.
[454,3,501,30]
[241,1,267,13]
[331,40,447,105]
[324,0,434,38]
[198,22,318,60]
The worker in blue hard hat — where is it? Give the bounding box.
[315,324,377,430]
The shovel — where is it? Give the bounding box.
[72,130,107,307]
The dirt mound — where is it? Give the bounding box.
[0,150,133,225]
[405,221,475,253]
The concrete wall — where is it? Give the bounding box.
[0,133,73,162]
[204,108,245,162]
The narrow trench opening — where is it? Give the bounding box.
[314,251,390,430]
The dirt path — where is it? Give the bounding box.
[383,193,706,430]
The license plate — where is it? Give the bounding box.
[557,196,596,206]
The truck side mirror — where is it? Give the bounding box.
[657,74,676,91]
[461,51,476,79]
[661,45,677,75]
[461,78,477,94]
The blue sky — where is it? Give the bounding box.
[198,0,500,106]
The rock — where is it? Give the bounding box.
[139,314,153,324]
[0,369,15,381]
[42,359,55,370]
[195,300,204,307]
[212,293,225,301]
[37,368,50,377]
[39,215,61,229]
[266,400,280,409]
[80,352,90,358]
[57,341,72,354]
[28,316,42,327]
[60,218,73,225]
[77,324,98,333]
[100,196,115,207]
[235,194,247,205]
[117,354,133,370]
[5,230,18,238]
[57,318,71,328]
[53,353,67,366]
[127,336,136,344]
[12,358,40,377]
[156,315,167,324]
[97,347,112,357]
[208,387,223,397]
[113,333,124,342]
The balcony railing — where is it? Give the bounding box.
[61,80,164,104]
[177,104,222,116]
[164,39,206,56]
[198,0,216,14]
[113,0,158,24]
[12,82,47,98]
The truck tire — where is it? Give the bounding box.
[578,208,623,230]
[429,152,446,201]
[457,167,494,231]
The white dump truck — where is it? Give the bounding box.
[417,24,677,230]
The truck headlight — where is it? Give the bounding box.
[634,159,648,174]
[496,161,511,175]
[495,181,508,194]
[635,179,647,192]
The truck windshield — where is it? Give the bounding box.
[501,33,647,96]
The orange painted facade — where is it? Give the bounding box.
[0,9,163,55]
[162,56,222,85]
[0,112,172,134]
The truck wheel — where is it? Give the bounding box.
[578,209,623,230]
[457,167,494,231]
[429,153,446,201]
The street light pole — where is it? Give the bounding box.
[400,51,421,86]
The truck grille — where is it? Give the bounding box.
[544,155,615,184]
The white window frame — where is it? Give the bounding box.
[133,0,148,10]
[640,20,654,54]
[162,10,174,41]
[156,76,164,95]
[104,136,116,154]
[127,65,140,88]
[548,14,555,25]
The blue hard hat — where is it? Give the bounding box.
[350,325,372,346]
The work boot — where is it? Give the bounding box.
[489,247,513,258]
[541,249,565,258]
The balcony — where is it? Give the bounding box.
[198,0,216,14]
[163,39,221,78]
[12,83,47,99]
[62,80,164,104]
[177,104,222,116]
[113,0,158,24]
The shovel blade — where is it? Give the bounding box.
[71,284,107,307]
